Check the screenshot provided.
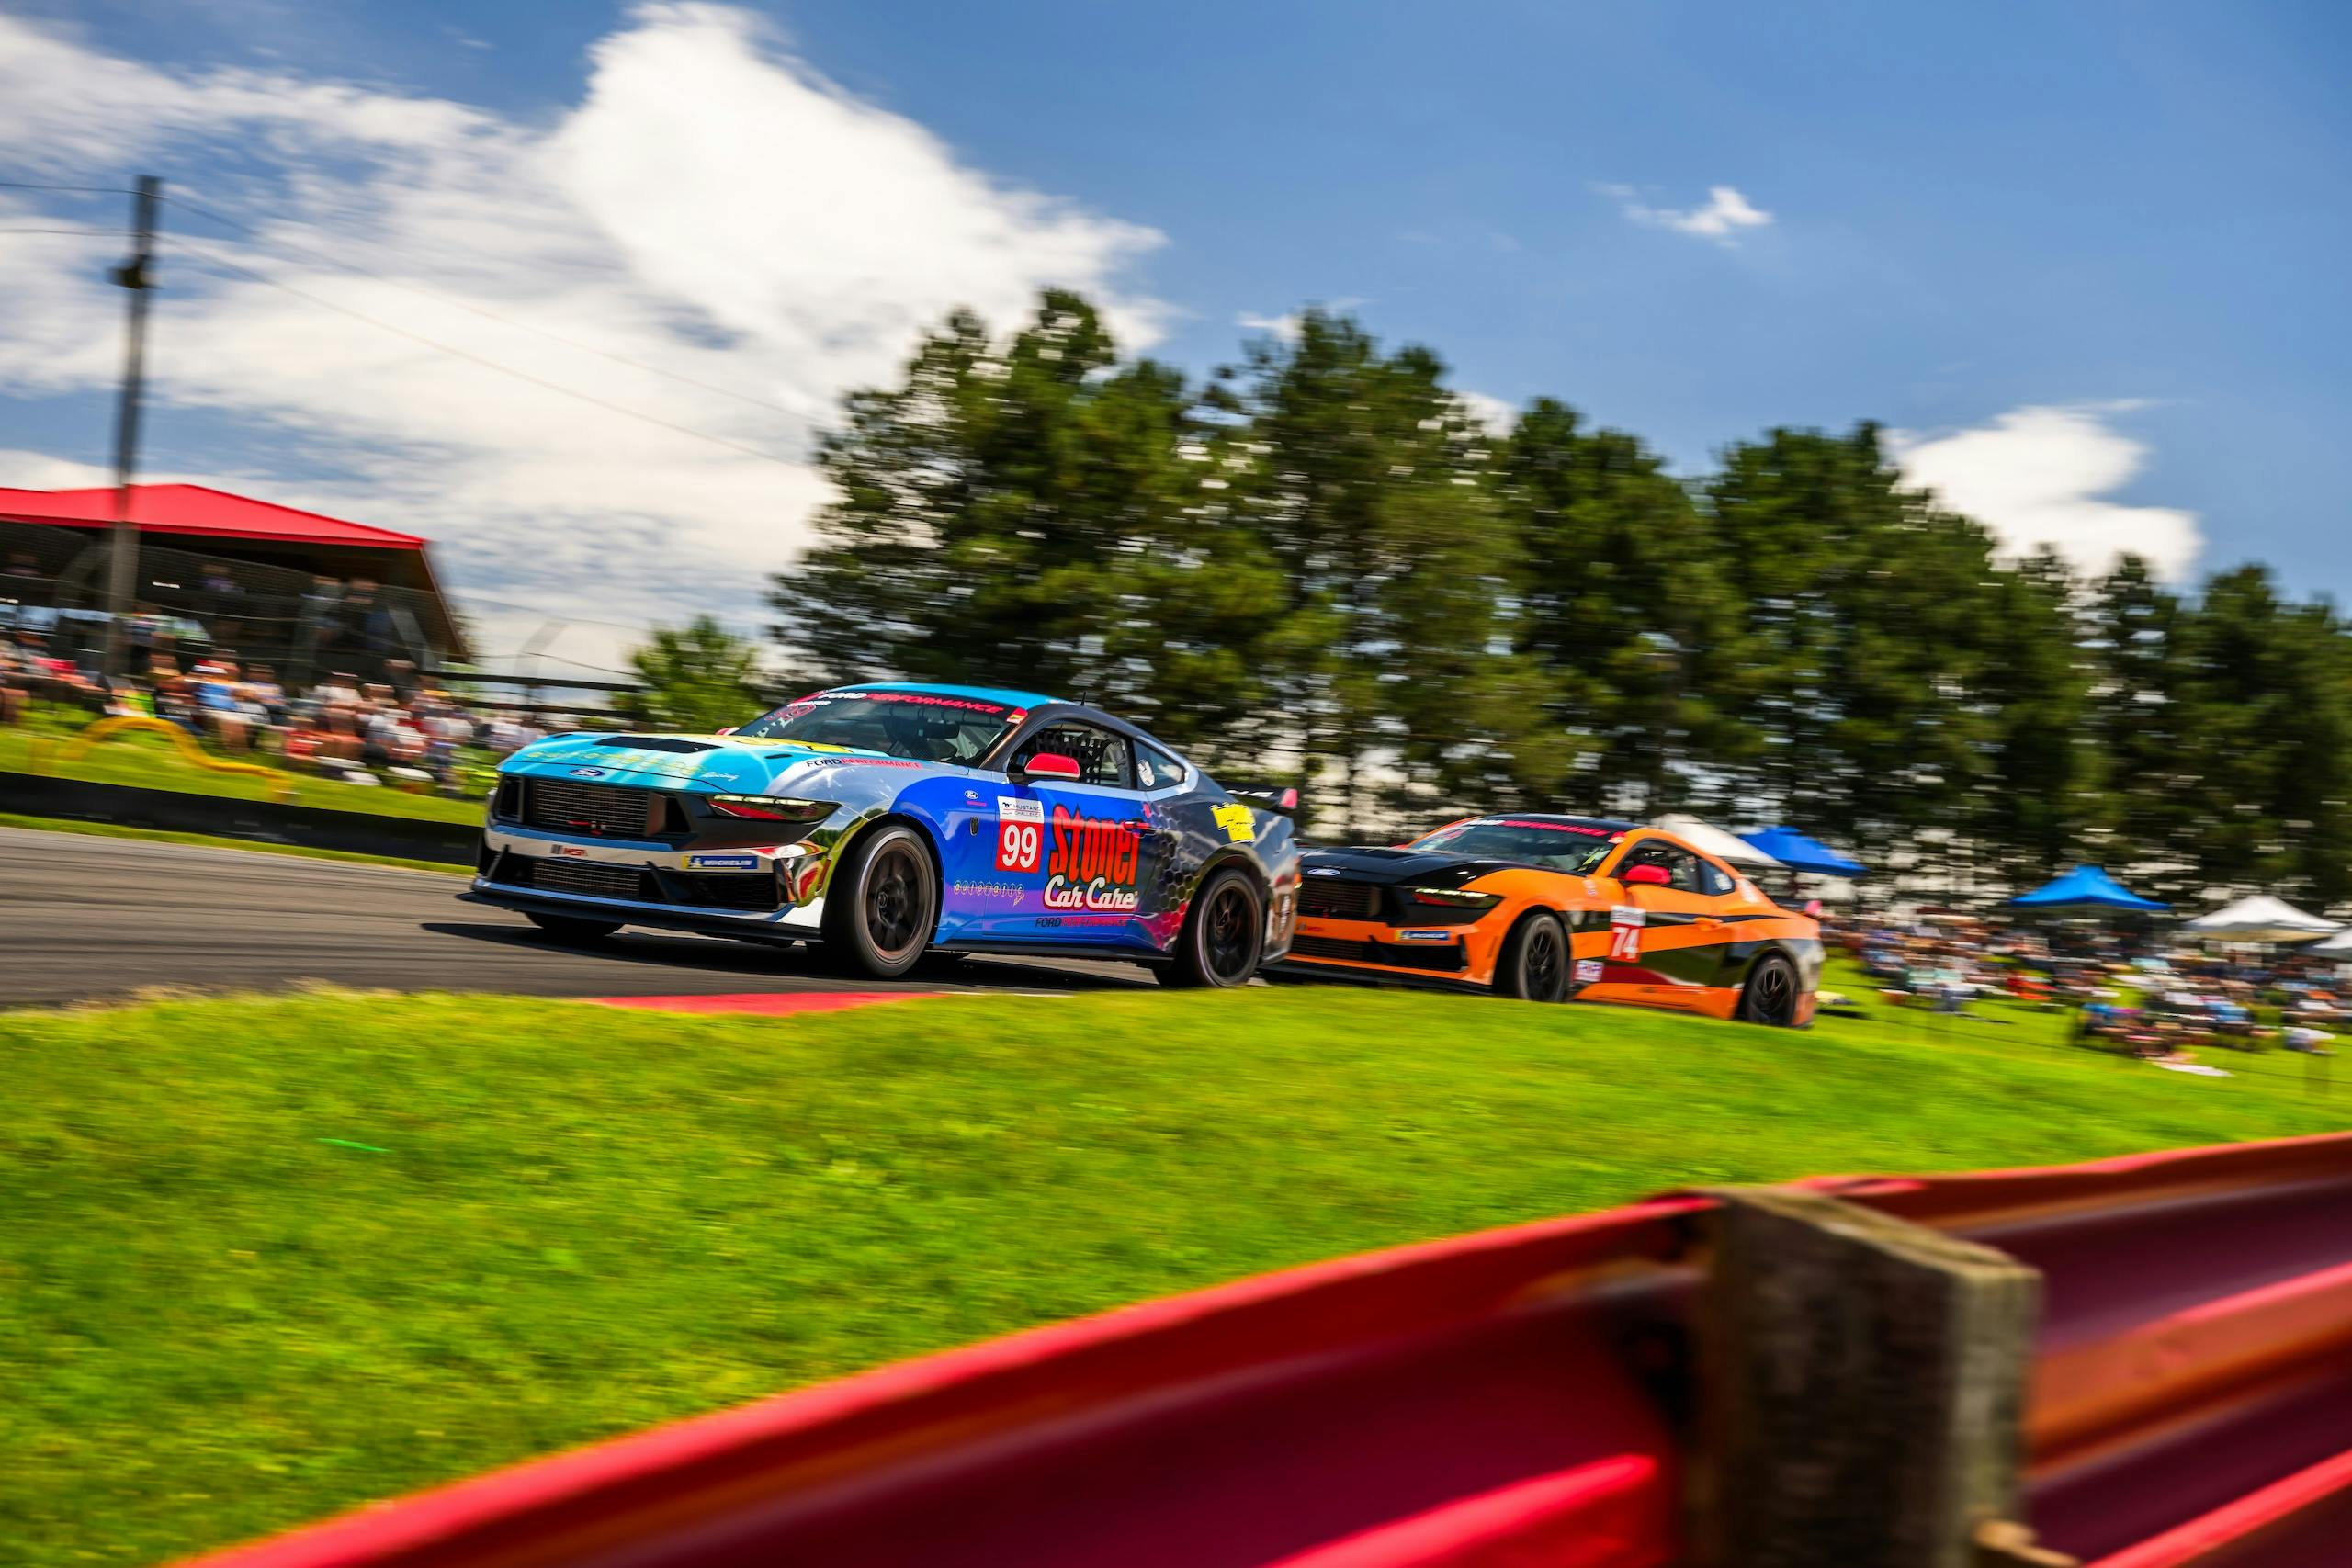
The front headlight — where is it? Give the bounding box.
[707,795,836,822]
[1406,887,1501,911]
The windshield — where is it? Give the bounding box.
[736,690,1025,764]
[1408,817,1623,874]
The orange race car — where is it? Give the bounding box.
[1272,814,1822,1024]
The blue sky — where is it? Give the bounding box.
[3,0,2348,665]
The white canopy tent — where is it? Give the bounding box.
[2181,896,2342,944]
[1650,814,1782,871]
[2309,927,2352,956]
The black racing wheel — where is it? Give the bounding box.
[526,911,622,942]
[1496,911,1570,1002]
[1740,951,1803,1027]
[1159,866,1264,988]
[823,823,937,980]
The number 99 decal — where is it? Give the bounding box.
[997,819,1041,874]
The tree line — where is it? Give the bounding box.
[656,289,2350,908]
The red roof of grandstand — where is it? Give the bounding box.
[0,484,426,550]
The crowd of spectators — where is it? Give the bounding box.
[1832,914,2345,1062]
[1,581,565,795]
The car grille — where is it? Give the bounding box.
[684,873,782,911]
[529,858,650,900]
[521,778,661,837]
[1299,878,1384,920]
[491,853,781,912]
[1289,933,1465,973]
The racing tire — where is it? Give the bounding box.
[1496,911,1570,1003]
[1159,866,1264,989]
[1739,951,1804,1027]
[822,823,937,980]
[526,911,622,943]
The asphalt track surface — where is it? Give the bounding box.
[0,826,1157,1008]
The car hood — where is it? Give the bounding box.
[1300,844,1524,887]
[503,732,938,792]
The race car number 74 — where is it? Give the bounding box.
[1609,905,1645,961]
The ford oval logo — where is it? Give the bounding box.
[570,766,608,778]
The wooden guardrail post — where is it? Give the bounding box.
[1685,1187,2072,1568]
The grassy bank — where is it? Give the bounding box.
[4,983,2345,1564]
[0,709,481,824]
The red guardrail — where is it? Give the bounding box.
[183,1134,2352,1568]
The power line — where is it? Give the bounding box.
[166,235,803,469]
[157,192,808,421]
[0,178,137,197]
[0,226,128,237]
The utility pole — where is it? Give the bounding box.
[101,175,161,683]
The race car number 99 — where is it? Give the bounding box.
[998,820,1041,873]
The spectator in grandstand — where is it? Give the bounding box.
[341,580,393,666]
[244,663,288,728]
[190,659,254,750]
[0,630,28,727]
[292,574,343,680]
[196,561,246,641]
[3,551,41,620]
[416,693,474,788]
[147,656,203,735]
[312,670,361,711]
[481,710,544,755]
[360,690,428,770]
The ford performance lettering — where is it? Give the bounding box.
[1045,806,1141,912]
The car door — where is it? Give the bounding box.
[995,720,1165,948]
[1613,840,1734,1010]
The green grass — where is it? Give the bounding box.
[4,981,2346,1564]
[0,812,465,875]
[0,710,483,825]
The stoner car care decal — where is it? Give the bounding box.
[996,796,1045,873]
[1045,805,1142,912]
[1211,802,1257,843]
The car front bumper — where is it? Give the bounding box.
[469,821,833,936]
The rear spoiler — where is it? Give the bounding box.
[1231,786,1300,818]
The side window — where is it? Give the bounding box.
[1134,740,1186,791]
[1013,722,1132,789]
[1696,858,1736,897]
[1621,841,1702,893]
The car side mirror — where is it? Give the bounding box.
[714,726,737,737]
[1623,863,1671,886]
[1011,752,1081,784]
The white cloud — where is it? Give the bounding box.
[0,5,1169,669]
[1602,183,1773,246]
[0,449,115,490]
[1886,404,2201,581]
[1235,311,1301,342]
[1455,390,1517,436]
[1234,297,1368,345]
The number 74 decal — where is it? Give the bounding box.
[1608,904,1645,961]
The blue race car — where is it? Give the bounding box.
[461,682,1300,987]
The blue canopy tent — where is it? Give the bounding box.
[1738,827,1867,878]
[2009,865,2167,912]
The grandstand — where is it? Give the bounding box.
[0,484,464,682]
